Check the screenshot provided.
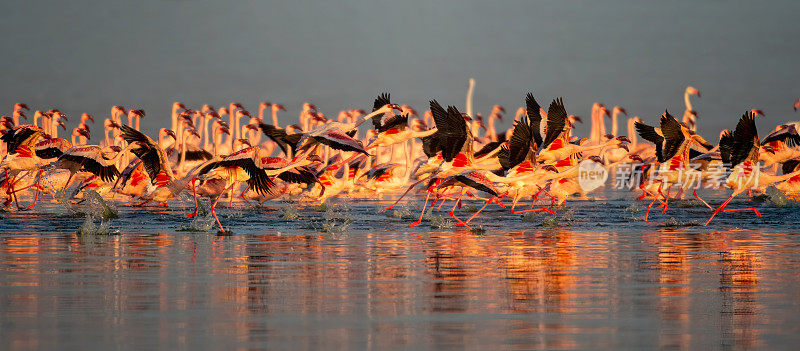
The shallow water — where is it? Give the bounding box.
[2,190,800,350]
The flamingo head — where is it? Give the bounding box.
[56,119,67,130]
[218,107,229,115]
[81,113,94,123]
[13,110,26,120]
[568,115,582,124]
[231,102,244,110]
[762,145,775,154]
[201,104,215,113]
[588,155,603,164]
[75,128,91,139]
[686,86,700,97]
[109,145,122,153]
[14,103,29,111]
[304,154,323,164]
[273,104,287,112]
[750,109,765,117]
[236,110,251,118]
[794,98,800,111]
[112,106,126,115]
[542,165,558,173]
[303,102,318,112]
[218,127,230,136]
[236,139,251,148]
[206,111,220,119]
[628,154,644,163]
[600,105,610,117]
[613,106,627,116]
[259,102,270,110]
[286,124,302,133]
[410,119,426,131]
[161,128,176,140]
[129,109,145,118]
[245,123,259,132]
[174,102,186,110]
[215,120,230,129]
[401,105,418,117]
[310,112,327,123]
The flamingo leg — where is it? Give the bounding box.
[238,184,254,207]
[448,190,471,228]
[211,184,235,232]
[385,177,425,211]
[693,189,713,210]
[660,184,672,213]
[704,194,734,226]
[22,171,44,211]
[186,179,199,218]
[409,190,431,227]
[462,197,494,225]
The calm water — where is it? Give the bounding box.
[2,191,800,350]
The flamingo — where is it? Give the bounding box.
[704,111,800,225]
[683,86,701,131]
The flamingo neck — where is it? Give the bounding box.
[684,92,693,112]
[611,113,618,137]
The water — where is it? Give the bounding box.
[2,190,800,350]
[1,1,799,137]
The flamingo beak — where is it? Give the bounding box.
[543,165,558,172]
[278,105,287,111]
[306,155,323,164]
[87,114,95,123]
[616,136,631,143]
[166,129,176,140]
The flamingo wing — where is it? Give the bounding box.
[635,121,665,162]
[315,129,368,154]
[277,167,318,185]
[2,126,43,155]
[429,100,466,162]
[729,111,759,167]
[377,115,408,133]
[59,147,120,182]
[761,123,800,147]
[507,113,535,170]
[259,123,301,155]
[371,92,392,131]
[660,111,684,161]
[542,98,567,150]
[217,156,274,195]
[525,92,543,147]
[782,158,800,175]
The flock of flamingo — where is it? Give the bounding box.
[2,85,800,232]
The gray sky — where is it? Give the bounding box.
[1,0,798,138]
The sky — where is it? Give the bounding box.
[1,0,798,138]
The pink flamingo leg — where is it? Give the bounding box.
[409,190,431,227]
[238,184,254,207]
[704,194,734,226]
[448,192,471,229]
[693,189,713,210]
[186,179,199,218]
[211,183,237,232]
[385,177,425,211]
[660,184,672,213]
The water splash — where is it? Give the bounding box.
[76,214,117,235]
[280,205,300,221]
[429,215,454,229]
